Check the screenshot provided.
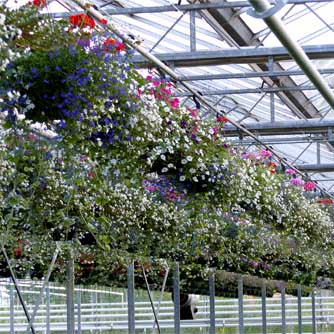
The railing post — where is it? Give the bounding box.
[66,248,75,334]
[238,276,244,334]
[127,260,135,334]
[46,284,50,334]
[312,289,316,334]
[281,286,286,334]
[9,283,14,334]
[297,284,302,334]
[173,262,180,334]
[209,270,215,334]
[77,287,81,334]
[261,279,267,334]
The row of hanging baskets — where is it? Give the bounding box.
[0,2,334,287]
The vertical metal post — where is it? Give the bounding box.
[9,283,14,334]
[190,10,196,52]
[270,92,275,122]
[77,287,81,334]
[127,260,135,334]
[66,248,75,334]
[173,262,180,334]
[209,270,215,334]
[268,57,275,122]
[317,142,321,164]
[238,276,244,334]
[312,289,316,334]
[281,286,286,334]
[297,284,302,334]
[46,285,50,334]
[261,280,267,334]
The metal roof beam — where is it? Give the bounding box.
[176,85,324,96]
[195,0,323,119]
[179,68,334,81]
[131,44,334,67]
[222,119,334,136]
[295,164,334,172]
[96,1,333,15]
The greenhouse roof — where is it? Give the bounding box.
[11,0,334,191]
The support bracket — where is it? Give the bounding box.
[247,0,287,19]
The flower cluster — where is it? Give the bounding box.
[0,4,333,287]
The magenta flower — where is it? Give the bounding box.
[169,97,179,110]
[285,168,296,175]
[304,181,316,192]
[290,178,304,187]
[260,149,272,158]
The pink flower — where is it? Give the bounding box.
[260,149,272,158]
[304,181,316,192]
[212,125,219,136]
[285,168,296,175]
[290,178,304,187]
[250,261,259,269]
[153,81,160,87]
[146,75,152,81]
[146,185,156,191]
[169,98,179,110]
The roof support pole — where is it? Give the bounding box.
[247,0,334,109]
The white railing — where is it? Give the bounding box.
[0,282,334,334]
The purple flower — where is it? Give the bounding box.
[285,168,296,175]
[290,178,304,187]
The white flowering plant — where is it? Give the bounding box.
[0,3,333,287]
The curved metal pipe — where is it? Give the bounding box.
[248,0,334,109]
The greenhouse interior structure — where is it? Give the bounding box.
[4,0,334,333]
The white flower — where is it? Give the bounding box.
[186,156,193,162]
[179,175,186,181]
[161,167,168,173]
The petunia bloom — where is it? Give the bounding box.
[285,168,296,175]
[99,18,108,25]
[304,181,316,192]
[69,14,95,29]
[260,149,272,158]
[216,116,229,123]
[290,178,304,187]
[29,0,46,8]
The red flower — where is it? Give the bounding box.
[115,42,125,51]
[28,0,46,7]
[267,162,277,174]
[87,171,96,178]
[217,116,229,123]
[69,14,95,29]
[99,18,108,25]
[103,38,116,51]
